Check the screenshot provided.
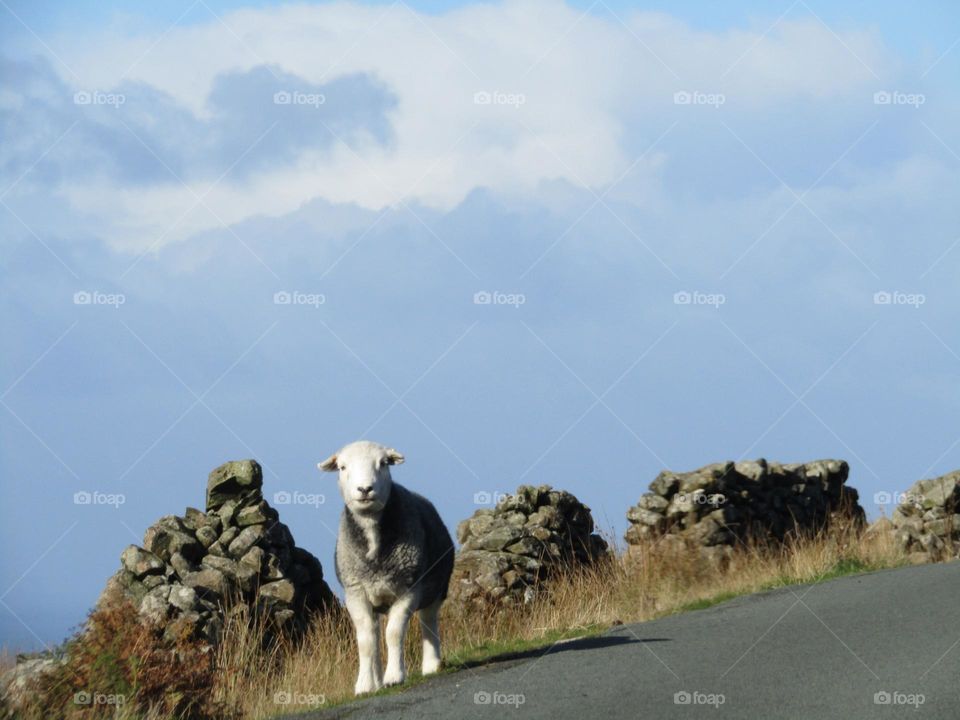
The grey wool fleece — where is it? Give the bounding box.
[335,482,454,612]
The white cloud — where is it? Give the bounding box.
[27,0,895,251]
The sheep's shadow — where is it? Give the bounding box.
[449,633,670,670]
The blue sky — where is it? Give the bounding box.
[1,0,959,649]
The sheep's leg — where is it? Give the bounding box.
[419,598,442,675]
[345,590,381,695]
[382,593,417,686]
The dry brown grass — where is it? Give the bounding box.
[213,525,906,719]
[14,597,232,720]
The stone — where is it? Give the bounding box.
[626,459,865,554]
[196,525,219,548]
[626,506,665,528]
[259,579,296,605]
[169,551,196,578]
[206,459,263,512]
[142,574,166,590]
[217,499,240,526]
[228,525,267,559]
[182,506,205,527]
[120,545,165,578]
[201,555,240,579]
[650,471,680,497]
[266,522,294,547]
[218,526,239,547]
[182,568,230,600]
[96,458,336,645]
[139,586,172,623]
[637,494,670,513]
[462,525,523,552]
[451,485,607,606]
[235,562,260,594]
[530,526,553,542]
[168,585,199,612]
[239,546,266,573]
[237,501,273,526]
[873,471,960,562]
[143,526,203,564]
[262,552,285,581]
[506,537,544,556]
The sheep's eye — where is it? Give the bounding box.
[338,465,346,471]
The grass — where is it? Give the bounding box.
[7,523,913,719]
[0,646,15,676]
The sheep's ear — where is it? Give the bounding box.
[318,454,339,472]
[384,448,404,466]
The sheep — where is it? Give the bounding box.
[318,440,454,694]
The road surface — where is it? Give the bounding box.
[283,562,960,719]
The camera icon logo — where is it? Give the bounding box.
[273,491,292,505]
[674,690,691,705]
[273,91,292,105]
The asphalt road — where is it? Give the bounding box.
[283,562,960,719]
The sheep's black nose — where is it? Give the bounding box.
[358,486,374,495]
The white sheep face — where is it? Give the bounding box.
[318,440,404,515]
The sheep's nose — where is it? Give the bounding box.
[358,486,374,496]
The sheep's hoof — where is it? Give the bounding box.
[354,678,382,695]
[382,670,406,687]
